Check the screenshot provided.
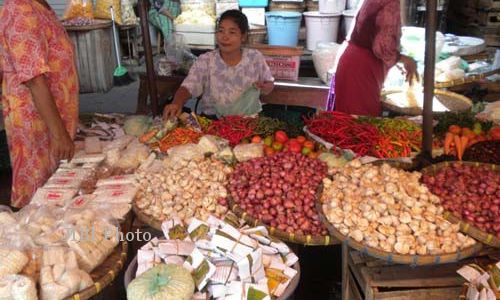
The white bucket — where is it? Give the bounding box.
[342,9,356,37]
[319,0,346,13]
[304,12,341,50]
[346,0,359,9]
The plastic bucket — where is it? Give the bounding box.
[265,11,302,46]
[303,12,341,50]
[342,9,356,36]
[319,0,345,13]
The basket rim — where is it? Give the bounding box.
[381,88,473,116]
[420,161,500,248]
[228,197,337,246]
[316,198,483,265]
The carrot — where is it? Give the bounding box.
[454,134,462,160]
[459,136,469,160]
[444,132,454,155]
[139,129,159,143]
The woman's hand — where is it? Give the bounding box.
[400,54,419,85]
[163,103,182,119]
[254,81,274,95]
[51,130,75,162]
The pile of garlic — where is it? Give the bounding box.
[321,160,476,255]
[135,156,232,223]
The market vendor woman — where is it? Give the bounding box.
[330,0,418,116]
[163,10,274,119]
[0,0,78,207]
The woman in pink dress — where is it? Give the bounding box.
[0,0,79,207]
[329,0,417,116]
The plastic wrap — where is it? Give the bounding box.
[312,42,341,84]
[94,0,122,24]
[121,0,138,25]
[166,143,205,161]
[233,143,264,162]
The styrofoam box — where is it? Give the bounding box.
[242,8,266,26]
[263,55,300,81]
[175,31,216,46]
[216,2,239,17]
[174,24,216,33]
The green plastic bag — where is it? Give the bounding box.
[214,86,261,117]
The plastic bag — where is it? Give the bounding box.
[312,42,341,84]
[164,33,188,66]
[214,86,261,117]
[95,0,123,24]
[121,0,138,25]
[40,246,93,299]
[167,144,205,161]
[63,0,93,20]
[197,135,229,154]
[233,143,264,162]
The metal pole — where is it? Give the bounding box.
[422,0,437,155]
[138,0,159,116]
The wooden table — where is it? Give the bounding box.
[137,75,329,114]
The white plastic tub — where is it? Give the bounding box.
[303,11,341,50]
[342,9,356,37]
[319,0,345,13]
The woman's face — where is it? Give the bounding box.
[216,19,246,54]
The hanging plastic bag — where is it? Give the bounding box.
[121,0,138,25]
[214,86,261,117]
[63,0,93,20]
[95,0,123,24]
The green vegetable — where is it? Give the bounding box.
[254,116,287,137]
[247,287,268,300]
[434,110,493,137]
[124,115,153,137]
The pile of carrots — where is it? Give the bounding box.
[443,125,487,160]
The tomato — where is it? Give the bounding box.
[272,142,284,151]
[296,136,306,144]
[251,135,262,143]
[303,141,315,150]
[448,125,462,135]
[301,147,311,155]
[290,143,302,153]
[264,146,275,156]
[263,136,273,147]
[274,131,288,144]
[490,126,500,140]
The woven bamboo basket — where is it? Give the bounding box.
[435,67,500,89]
[420,161,500,248]
[381,89,473,116]
[65,240,128,300]
[63,19,112,31]
[228,195,337,246]
[316,199,483,265]
[132,203,163,231]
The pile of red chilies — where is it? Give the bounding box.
[305,112,381,157]
[207,116,258,146]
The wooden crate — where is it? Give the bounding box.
[65,22,117,93]
[345,248,498,300]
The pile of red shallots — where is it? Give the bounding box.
[225,152,328,236]
[421,163,500,237]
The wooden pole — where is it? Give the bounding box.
[422,0,437,155]
[138,0,159,116]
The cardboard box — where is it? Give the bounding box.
[250,44,304,81]
[242,8,266,26]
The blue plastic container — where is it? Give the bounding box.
[265,11,302,47]
[239,0,268,7]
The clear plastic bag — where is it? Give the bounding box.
[63,0,93,20]
[233,143,264,162]
[95,0,123,24]
[312,42,341,84]
[214,86,261,117]
[167,144,205,161]
[121,0,138,25]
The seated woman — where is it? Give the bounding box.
[148,0,180,41]
[163,10,274,119]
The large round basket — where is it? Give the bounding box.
[420,161,500,248]
[435,66,500,89]
[123,254,301,299]
[132,203,163,231]
[381,89,473,116]
[316,199,483,265]
[65,240,128,300]
[228,197,336,246]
